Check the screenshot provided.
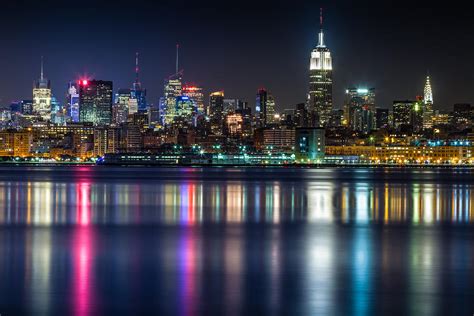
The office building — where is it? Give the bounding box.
[67,82,80,122]
[182,85,205,114]
[33,58,52,121]
[375,108,389,129]
[308,9,333,127]
[79,80,113,125]
[209,91,225,135]
[344,88,376,133]
[392,100,414,129]
[130,53,147,112]
[423,75,434,128]
[163,73,182,125]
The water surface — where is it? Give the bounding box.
[1,166,474,315]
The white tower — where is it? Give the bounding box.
[422,75,434,129]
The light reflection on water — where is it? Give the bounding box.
[1,166,474,315]
[0,170,474,226]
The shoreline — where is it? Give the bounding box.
[1,161,474,169]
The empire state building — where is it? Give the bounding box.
[308,9,333,127]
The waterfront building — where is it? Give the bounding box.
[423,75,434,128]
[209,91,225,135]
[295,127,325,162]
[344,88,376,134]
[33,58,52,121]
[0,130,33,157]
[262,127,295,151]
[308,9,333,127]
[79,80,113,125]
[31,122,95,157]
[326,145,473,164]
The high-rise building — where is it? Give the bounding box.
[392,100,414,129]
[294,103,308,127]
[255,88,276,127]
[375,108,389,129]
[209,91,225,135]
[411,96,424,133]
[67,82,80,122]
[308,9,333,127]
[33,57,52,121]
[113,88,131,125]
[182,85,205,114]
[266,94,277,124]
[162,45,183,125]
[255,88,267,128]
[163,73,182,125]
[130,52,147,112]
[78,80,113,125]
[175,96,196,124]
[223,98,245,115]
[344,88,376,133]
[423,75,434,128]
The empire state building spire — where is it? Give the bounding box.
[317,8,325,47]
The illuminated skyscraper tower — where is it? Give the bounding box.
[308,8,333,127]
[33,57,52,121]
[130,52,147,112]
[162,45,182,125]
[423,75,434,128]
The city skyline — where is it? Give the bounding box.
[1,1,474,110]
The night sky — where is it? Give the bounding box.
[0,0,473,111]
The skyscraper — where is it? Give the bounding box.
[255,88,267,128]
[113,88,131,124]
[79,80,113,125]
[175,96,196,124]
[209,91,225,135]
[182,85,205,114]
[162,45,183,125]
[33,57,52,121]
[130,52,147,112]
[393,100,414,129]
[67,82,80,123]
[163,74,182,125]
[255,88,276,127]
[375,108,389,129]
[344,88,376,133]
[423,75,434,128]
[266,94,277,125]
[308,9,333,127]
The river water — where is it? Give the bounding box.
[0,166,473,315]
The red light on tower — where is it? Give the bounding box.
[82,80,88,85]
